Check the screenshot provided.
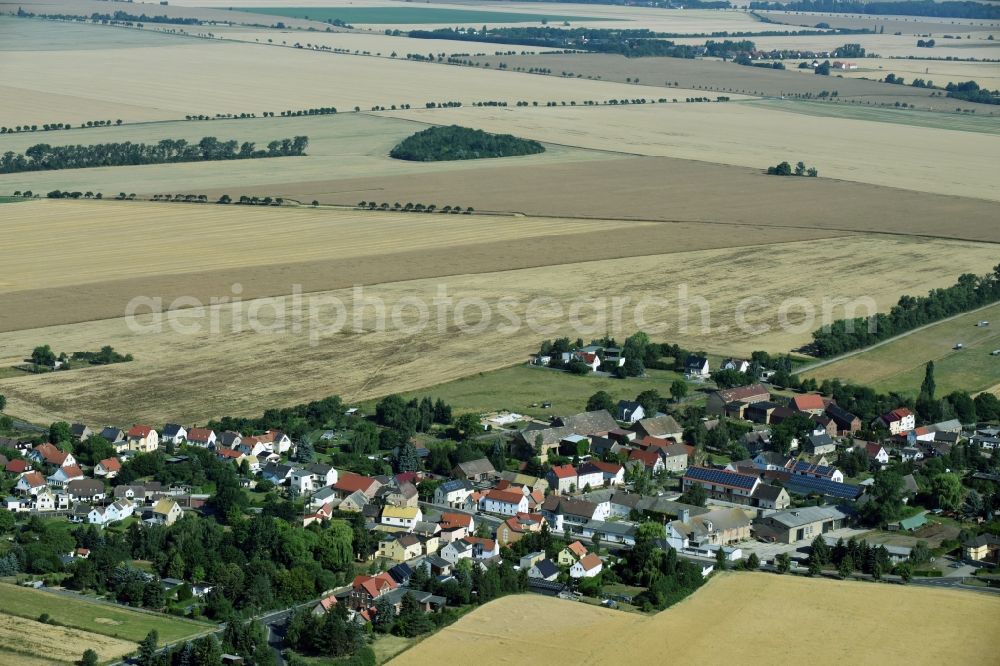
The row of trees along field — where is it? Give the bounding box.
[810,265,1000,357]
[748,0,1000,19]
[0,136,308,174]
[390,125,544,161]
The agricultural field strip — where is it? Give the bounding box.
[380,104,1000,201]
[805,303,1000,395]
[0,19,748,127]
[389,573,1000,665]
[0,235,995,425]
[0,200,656,293]
[0,614,137,665]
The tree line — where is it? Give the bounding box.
[1,119,121,134]
[810,266,1000,357]
[748,0,1000,19]
[766,160,818,176]
[1,136,308,174]
[390,125,544,162]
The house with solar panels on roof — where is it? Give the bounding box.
[682,467,760,505]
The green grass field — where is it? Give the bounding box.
[745,99,1000,135]
[805,302,1000,397]
[240,7,601,25]
[0,583,215,643]
[365,364,692,419]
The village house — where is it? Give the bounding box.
[381,481,418,508]
[185,428,217,448]
[963,534,1000,564]
[750,484,791,510]
[479,488,529,516]
[876,408,916,436]
[528,558,560,581]
[570,553,603,578]
[66,479,105,503]
[125,426,159,453]
[628,449,665,474]
[497,512,544,547]
[98,427,126,447]
[47,464,85,488]
[434,479,474,508]
[578,461,624,487]
[825,403,861,435]
[685,355,710,378]
[547,464,578,494]
[683,467,760,505]
[378,534,423,562]
[16,471,47,495]
[721,358,751,373]
[349,573,397,611]
[558,540,589,566]
[542,496,610,532]
[334,472,381,499]
[88,499,135,527]
[805,432,837,457]
[381,505,423,530]
[439,538,473,564]
[789,460,844,483]
[666,507,751,551]
[149,498,183,526]
[616,400,646,424]
[554,410,619,438]
[5,459,30,475]
[69,424,92,441]
[161,424,188,446]
[93,457,121,479]
[856,441,890,465]
[31,443,76,468]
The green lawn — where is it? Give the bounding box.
[806,303,1000,396]
[372,634,417,664]
[362,364,692,419]
[0,583,215,643]
[745,99,1000,135]
[239,7,602,24]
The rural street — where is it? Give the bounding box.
[796,300,999,375]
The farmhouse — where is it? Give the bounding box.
[547,464,578,494]
[876,408,915,435]
[790,394,827,415]
[685,355,710,378]
[825,403,861,435]
[630,415,684,441]
[753,506,847,544]
[666,507,751,551]
[616,400,645,424]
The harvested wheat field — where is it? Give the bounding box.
[383,103,1000,200]
[0,614,137,665]
[794,57,1000,90]
[467,52,988,112]
[757,11,1000,35]
[0,18,714,127]
[254,153,1000,242]
[391,573,1000,665]
[1,235,996,425]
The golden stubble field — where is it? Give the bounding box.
[1,233,996,425]
[390,573,1000,665]
[0,614,137,665]
[0,18,724,127]
[383,103,1000,200]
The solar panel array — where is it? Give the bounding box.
[792,460,836,476]
[685,466,757,490]
[785,475,862,499]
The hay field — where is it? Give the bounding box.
[391,573,1000,665]
[758,10,1000,34]
[0,614,137,665]
[382,103,1000,200]
[805,303,1000,396]
[0,18,715,127]
[0,113,611,196]
[2,235,996,425]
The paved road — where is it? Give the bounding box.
[796,300,1000,374]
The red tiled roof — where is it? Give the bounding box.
[629,449,660,467]
[217,448,244,459]
[549,464,577,479]
[464,536,497,551]
[97,457,121,472]
[21,471,45,487]
[316,596,337,611]
[56,464,84,478]
[440,512,473,529]
[567,540,588,558]
[587,461,623,475]
[5,459,29,474]
[186,428,215,442]
[578,553,602,571]
[34,443,68,465]
[884,408,913,422]
[127,425,152,438]
[484,488,525,505]
[791,394,826,412]
[335,472,377,494]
